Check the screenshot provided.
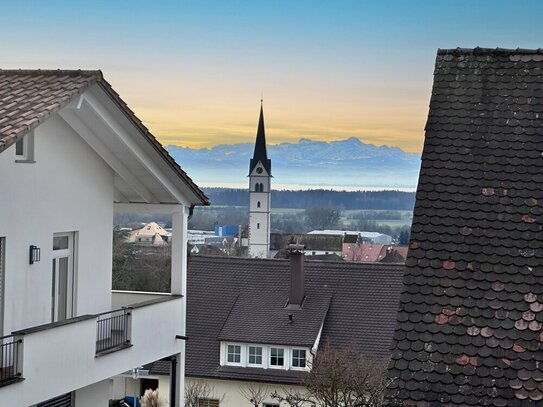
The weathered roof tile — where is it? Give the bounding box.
[387,48,543,406]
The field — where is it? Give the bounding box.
[269,207,413,229]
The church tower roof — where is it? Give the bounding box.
[249,102,272,175]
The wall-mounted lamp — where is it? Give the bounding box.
[29,245,40,264]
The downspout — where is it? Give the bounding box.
[170,356,177,407]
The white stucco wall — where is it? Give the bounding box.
[0,113,114,334]
[75,379,112,407]
[248,163,271,258]
[179,377,304,407]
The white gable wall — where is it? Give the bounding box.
[0,112,114,333]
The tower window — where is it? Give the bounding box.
[257,223,260,229]
[254,183,264,192]
[259,183,264,192]
[257,201,261,208]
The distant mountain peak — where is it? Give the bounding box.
[166,137,421,189]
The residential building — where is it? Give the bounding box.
[342,243,408,263]
[248,102,271,258]
[270,233,343,258]
[387,48,543,405]
[0,70,207,406]
[128,221,172,246]
[146,250,404,406]
[308,229,393,245]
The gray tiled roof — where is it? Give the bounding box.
[185,256,404,384]
[0,69,208,204]
[387,48,543,406]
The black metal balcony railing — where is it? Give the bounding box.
[95,308,132,355]
[0,334,22,385]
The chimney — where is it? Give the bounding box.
[287,243,306,307]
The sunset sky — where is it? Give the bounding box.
[2,1,543,153]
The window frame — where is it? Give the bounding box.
[247,345,264,367]
[291,348,307,369]
[14,131,35,163]
[269,347,286,369]
[225,343,243,366]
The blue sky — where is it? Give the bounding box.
[2,1,543,151]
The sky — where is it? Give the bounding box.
[2,1,543,153]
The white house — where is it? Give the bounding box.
[144,250,404,406]
[0,70,208,406]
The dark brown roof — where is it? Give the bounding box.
[0,69,208,205]
[343,234,359,244]
[379,249,405,264]
[218,291,331,347]
[270,233,343,252]
[185,256,404,384]
[387,48,543,406]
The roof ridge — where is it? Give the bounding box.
[438,47,543,55]
[0,69,102,76]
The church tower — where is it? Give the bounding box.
[248,102,271,258]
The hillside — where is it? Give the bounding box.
[203,188,416,211]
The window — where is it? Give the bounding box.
[270,347,284,366]
[227,344,241,364]
[248,346,263,365]
[257,201,261,208]
[264,404,279,407]
[257,223,260,229]
[198,399,219,407]
[292,349,306,368]
[14,131,35,162]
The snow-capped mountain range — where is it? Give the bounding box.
[167,137,421,190]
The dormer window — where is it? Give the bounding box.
[292,349,306,368]
[227,344,241,364]
[248,346,263,365]
[14,131,35,163]
[222,342,309,371]
[270,347,285,367]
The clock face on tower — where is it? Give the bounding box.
[256,167,263,174]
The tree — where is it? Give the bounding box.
[304,206,343,230]
[239,383,269,407]
[271,389,315,407]
[184,380,224,407]
[112,228,172,292]
[275,344,389,407]
[304,344,389,407]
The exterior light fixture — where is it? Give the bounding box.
[29,245,40,264]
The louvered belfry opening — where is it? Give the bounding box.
[287,243,306,308]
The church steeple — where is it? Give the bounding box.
[249,102,271,175]
[248,101,272,258]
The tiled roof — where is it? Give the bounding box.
[185,256,404,384]
[0,69,208,205]
[387,48,543,406]
[270,233,343,251]
[218,291,331,347]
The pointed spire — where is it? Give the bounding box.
[249,101,272,175]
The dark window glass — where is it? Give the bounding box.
[270,347,284,366]
[227,345,241,363]
[292,349,306,368]
[248,346,262,364]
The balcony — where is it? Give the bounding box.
[0,334,23,387]
[0,292,184,406]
